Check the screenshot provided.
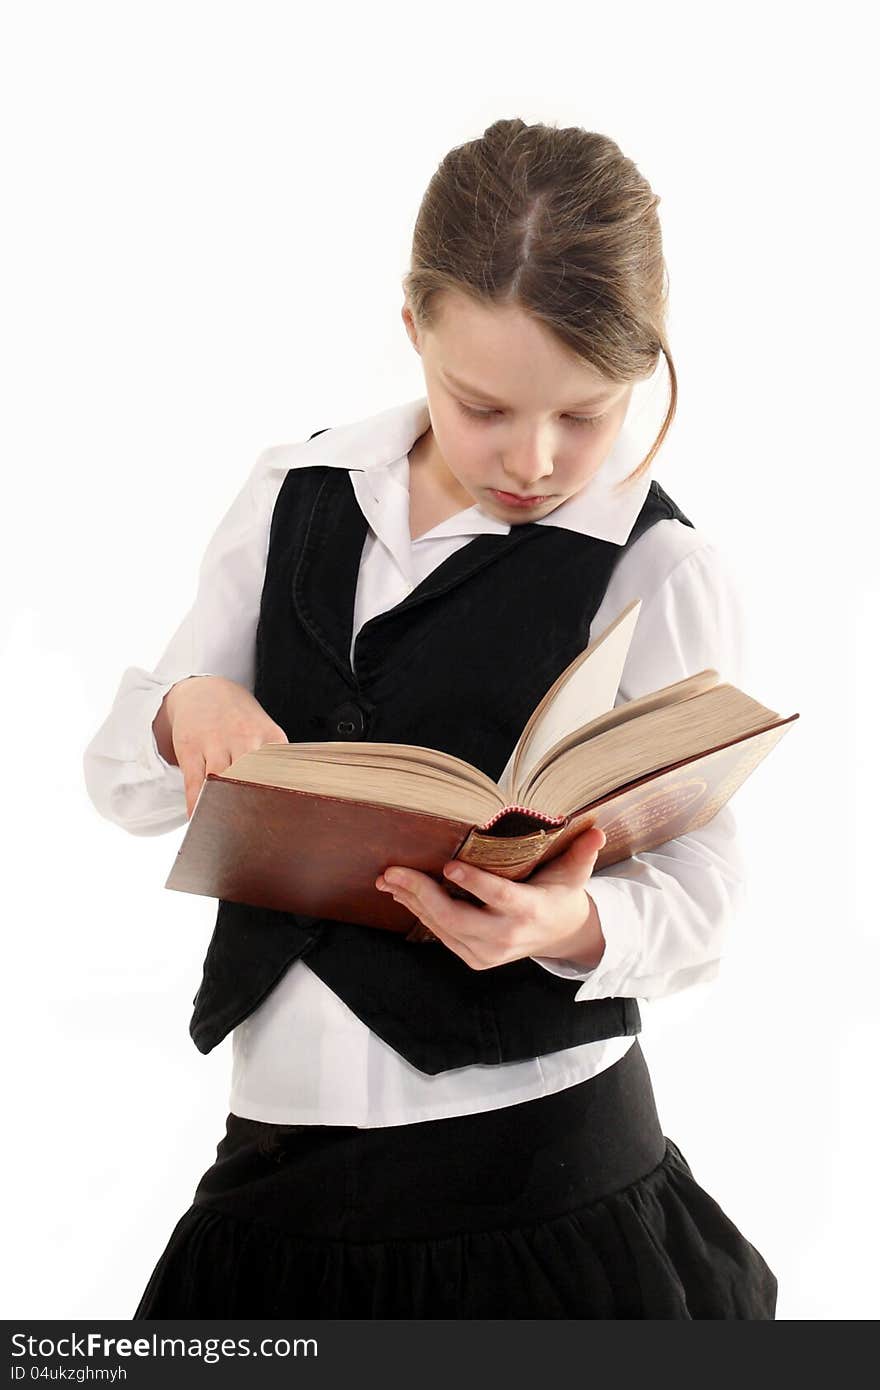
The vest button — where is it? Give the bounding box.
[332,701,366,739]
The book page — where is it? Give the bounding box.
[223,740,507,821]
[498,599,642,801]
[515,668,720,801]
[526,683,783,816]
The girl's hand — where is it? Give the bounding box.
[376,825,608,971]
[157,676,289,820]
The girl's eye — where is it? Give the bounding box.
[564,413,604,428]
[457,402,604,428]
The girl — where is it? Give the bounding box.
[83,117,777,1319]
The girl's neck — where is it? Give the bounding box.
[407,428,476,541]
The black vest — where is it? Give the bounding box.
[189,429,694,1073]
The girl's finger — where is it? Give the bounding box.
[180,754,206,821]
[440,860,526,913]
[382,869,486,947]
[529,826,606,890]
[389,884,487,971]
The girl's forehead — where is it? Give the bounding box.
[426,296,624,396]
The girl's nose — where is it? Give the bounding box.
[501,461,555,492]
[502,476,554,495]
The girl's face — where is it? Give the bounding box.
[402,289,635,524]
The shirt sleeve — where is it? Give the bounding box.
[529,533,750,1001]
[82,448,281,836]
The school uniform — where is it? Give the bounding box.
[84,394,778,1318]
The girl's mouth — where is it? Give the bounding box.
[490,489,551,507]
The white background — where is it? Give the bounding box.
[2,0,876,1321]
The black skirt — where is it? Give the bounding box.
[133,1042,777,1319]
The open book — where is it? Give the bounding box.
[165,599,798,940]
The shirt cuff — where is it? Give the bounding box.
[530,878,643,1000]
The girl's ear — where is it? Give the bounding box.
[401,301,422,355]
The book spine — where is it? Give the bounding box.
[455,822,569,878]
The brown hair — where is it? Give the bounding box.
[401,118,676,491]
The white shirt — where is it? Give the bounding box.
[83,393,748,1128]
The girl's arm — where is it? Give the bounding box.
[82,448,282,835]
[531,531,750,1001]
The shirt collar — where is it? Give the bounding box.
[263,359,669,546]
